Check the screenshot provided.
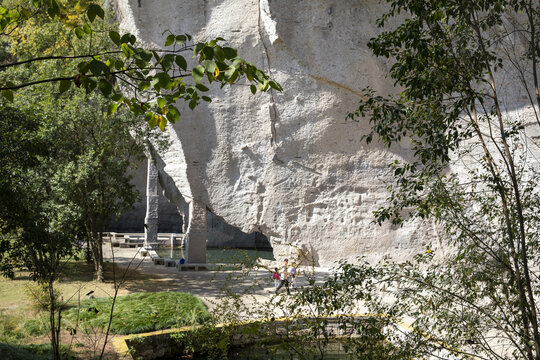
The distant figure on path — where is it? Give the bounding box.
[288,265,297,289]
[275,258,291,295]
[272,267,281,290]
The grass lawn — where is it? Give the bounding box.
[64,291,210,334]
[0,259,200,358]
[0,343,76,360]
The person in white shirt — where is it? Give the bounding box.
[288,265,297,289]
[275,258,291,294]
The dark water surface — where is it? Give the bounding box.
[156,247,275,264]
[228,341,356,360]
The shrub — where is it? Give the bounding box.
[25,283,62,312]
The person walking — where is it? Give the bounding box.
[275,258,291,295]
[288,264,297,289]
[272,267,281,290]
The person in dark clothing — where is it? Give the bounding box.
[275,258,291,295]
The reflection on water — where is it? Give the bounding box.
[229,341,355,360]
[156,247,275,264]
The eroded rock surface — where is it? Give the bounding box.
[113,0,438,265]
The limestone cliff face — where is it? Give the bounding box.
[113,0,437,265]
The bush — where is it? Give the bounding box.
[25,283,62,312]
[22,319,48,337]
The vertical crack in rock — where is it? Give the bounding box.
[258,0,280,154]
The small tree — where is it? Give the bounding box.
[43,95,145,281]
[0,106,81,360]
[344,0,540,358]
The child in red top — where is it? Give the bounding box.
[272,267,280,290]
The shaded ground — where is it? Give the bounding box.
[0,258,180,360]
[0,246,333,359]
[102,245,332,313]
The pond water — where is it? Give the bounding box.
[156,247,275,264]
[228,341,355,360]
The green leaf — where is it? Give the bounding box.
[192,65,205,84]
[165,34,175,47]
[87,4,104,22]
[232,58,244,69]
[74,27,84,39]
[107,102,120,115]
[121,43,133,57]
[203,60,216,75]
[201,96,212,102]
[99,79,113,97]
[109,30,120,45]
[156,97,166,109]
[147,113,157,128]
[222,47,237,59]
[250,84,256,95]
[83,78,97,94]
[268,80,282,91]
[89,60,104,76]
[114,59,124,70]
[188,98,197,110]
[1,90,13,102]
[138,81,150,91]
[175,55,187,70]
[223,68,237,82]
[254,69,266,82]
[195,83,209,92]
[58,79,71,94]
[120,33,132,44]
[161,54,175,71]
[47,0,60,18]
[166,106,180,123]
[111,93,123,102]
[202,46,214,60]
[193,43,205,57]
[138,49,152,62]
[213,46,225,62]
[83,23,92,34]
[175,35,186,45]
[155,72,171,88]
[78,61,89,74]
[20,8,31,18]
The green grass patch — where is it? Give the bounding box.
[0,311,49,341]
[64,292,209,334]
[0,343,76,360]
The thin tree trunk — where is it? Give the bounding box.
[49,282,61,360]
[91,232,104,282]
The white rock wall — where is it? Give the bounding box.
[114,0,438,265]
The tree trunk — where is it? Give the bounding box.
[92,232,104,282]
[49,282,61,360]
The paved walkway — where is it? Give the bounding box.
[102,245,332,318]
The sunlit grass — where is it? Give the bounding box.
[64,291,210,334]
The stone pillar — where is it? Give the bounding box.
[181,201,190,234]
[184,201,206,263]
[144,156,159,248]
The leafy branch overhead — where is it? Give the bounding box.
[0,0,282,130]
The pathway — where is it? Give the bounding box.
[102,245,332,318]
